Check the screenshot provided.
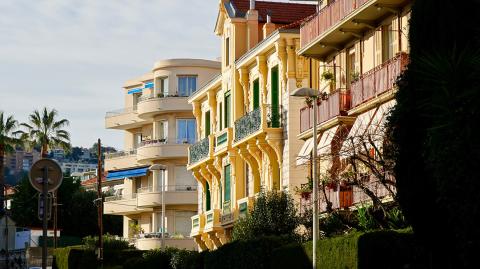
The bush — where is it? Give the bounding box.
[205,235,295,269]
[270,243,311,269]
[170,249,205,269]
[53,246,96,269]
[232,190,300,241]
[82,234,131,251]
[302,229,427,269]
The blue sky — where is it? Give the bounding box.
[0,0,220,149]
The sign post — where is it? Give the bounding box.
[29,159,63,269]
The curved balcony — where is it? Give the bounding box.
[137,94,191,118]
[135,237,196,251]
[104,149,139,171]
[136,139,189,163]
[136,185,198,207]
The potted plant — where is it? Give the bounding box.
[295,177,313,199]
[351,71,360,83]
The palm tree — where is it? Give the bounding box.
[21,108,71,158]
[0,112,23,212]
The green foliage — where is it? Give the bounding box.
[356,206,378,231]
[170,249,204,269]
[386,206,408,229]
[11,174,122,237]
[231,190,300,241]
[204,235,295,269]
[319,212,352,237]
[388,1,480,267]
[53,246,96,269]
[82,234,131,251]
[270,243,311,269]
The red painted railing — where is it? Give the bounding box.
[299,90,351,133]
[300,0,371,49]
[350,52,409,108]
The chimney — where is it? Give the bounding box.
[246,0,259,50]
[263,14,275,38]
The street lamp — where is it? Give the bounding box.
[291,87,320,269]
[149,164,167,250]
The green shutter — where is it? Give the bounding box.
[224,165,231,202]
[253,79,260,109]
[271,66,280,127]
[206,182,211,211]
[205,111,211,136]
[224,92,231,128]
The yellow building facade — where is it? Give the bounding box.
[186,0,317,251]
[103,59,220,250]
[297,0,411,211]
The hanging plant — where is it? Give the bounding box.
[305,97,314,107]
[351,71,360,83]
[321,70,334,81]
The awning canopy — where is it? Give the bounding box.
[106,166,149,180]
[296,136,314,166]
[340,100,396,155]
[317,126,339,156]
[127,88,143,94]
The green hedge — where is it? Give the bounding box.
[53,246,96,269]
[204,236,296,269]
[53,246,146,269]
[39,236,83,248]
[302,229,427,269]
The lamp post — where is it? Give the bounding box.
[149,164,167,250]
[291,87,320,269]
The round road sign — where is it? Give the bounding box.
[29,158,63,193]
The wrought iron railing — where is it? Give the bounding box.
[189,137,210,164]
[234,108,261,142]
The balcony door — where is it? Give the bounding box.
[205,111,211,137]
[178,76,197,97]
[252,79,260,110]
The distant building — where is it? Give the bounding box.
[51,148,65,162]
[3,149,41,176]
[61,162,97,174]
[71,169,97,182]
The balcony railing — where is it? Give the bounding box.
[104,149,137,159]
[351,52,409,108]
[138,92,189,102]
[138,138,168,147]
[104,192,137,202]
[300,0,370,49]
[137,185,197,193]
[189,137,210,164]
[234,107,262,142]
[105,106,137,118]
[299,90,351,133]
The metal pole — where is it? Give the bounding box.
[312,97,319,269]
[161,168,165,251]
[97,139,104,264]
[53,191,57,249]
[42,166,48,269]
[4,186,9,269]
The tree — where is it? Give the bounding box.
[232,190,300,241]
[388,0,480,267]
[21,107,71,157]
[10,174,122,237]
[0,112,23,213]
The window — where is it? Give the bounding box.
[225,37,230,66]
[270,66,280,127]
[176,119,196,144]
[156,77,168,96]
[205,182,211,211]
[382,24,394,61]
[178,76,197,96]
[224,92,231,128]
[133,133,142,149]
[224,164,231,202]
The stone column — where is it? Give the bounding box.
[193,101,202,139]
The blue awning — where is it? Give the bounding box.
[106,167,149,180]
[144,82,154,89]
[127,88,143,94]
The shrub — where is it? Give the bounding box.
[53,246,96,269]
[205,235,295,269]
[82,234,131,251]
[356,206,378,231]
[270,243,311,269]
[232,190,300,241]
[170,249,205,269]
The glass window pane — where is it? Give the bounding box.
[178,77,186,96]
[187,119,196,143]
[177,120,186,143]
